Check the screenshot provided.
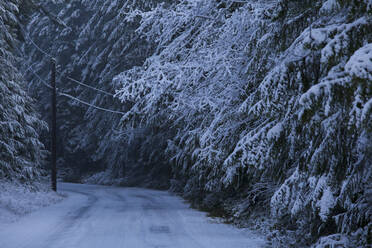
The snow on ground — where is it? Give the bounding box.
[0,183,267,248]
[0,181,63,224]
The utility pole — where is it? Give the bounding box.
[51,58,57,192]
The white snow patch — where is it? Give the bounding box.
[317,186,335,221]
[361,98,372,122]
[0,181,63,224]
[320,0,340,14]
[321,18,367,64]
[290,197,303,216]
[267,122,283,140]
[308,28,328,45]
[312,234,350,248]
[345,43,372,81]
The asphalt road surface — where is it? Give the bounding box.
[0,183,266,248]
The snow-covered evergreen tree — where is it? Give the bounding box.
[115,0,371,246]
[0,0,47,182]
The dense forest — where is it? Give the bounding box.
[0,0,47,182]
[1,0,371,247]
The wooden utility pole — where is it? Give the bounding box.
[51,58,57,192]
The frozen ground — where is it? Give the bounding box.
[0,181,63,224]
[0,183,266,248]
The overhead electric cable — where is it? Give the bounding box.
[57,71,115,96]
[29,67,53,90]
[59,93,125,115]
[10,20,122,114]
[28,68,125,115]
[15,21,116,96]
[17,21,55,59]
[21,24,115,96]
[23,62,39,77]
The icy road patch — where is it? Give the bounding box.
[0,183,266,248]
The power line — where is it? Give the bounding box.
[17,21,115,96]
[28,67,125,115]
[8,20,123,114]
[23,61,39,78]
[29,67,53,90]
[26,32,116,96]
[17,21,55,59]
[57,71,115,96]
[59,93,125,115]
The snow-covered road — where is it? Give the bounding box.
[0,183,266,248]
